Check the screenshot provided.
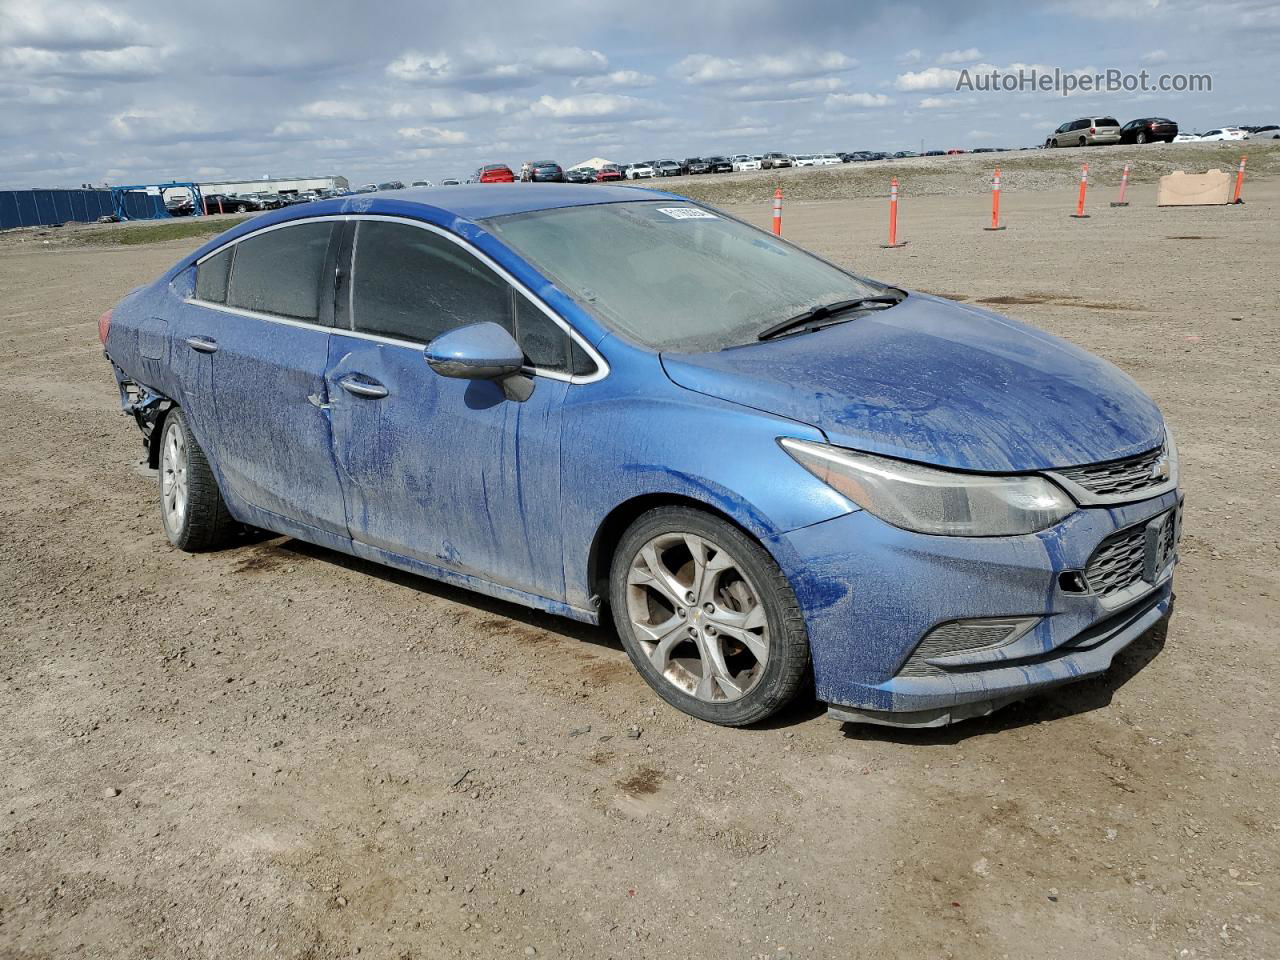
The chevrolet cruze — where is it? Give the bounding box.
[100,184,1181,728]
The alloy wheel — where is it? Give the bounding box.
[160,421,189,532]
[625,532,769,702]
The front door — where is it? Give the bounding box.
[325,217,582,601]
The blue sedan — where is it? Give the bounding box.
[100,184,1181,728]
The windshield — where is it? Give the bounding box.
[481,200,882,352]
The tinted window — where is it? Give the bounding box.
[1096,117,1119,126]
[227,222,335,320]
[351,220,512,343]
[1070,119,1088,130]
[515,296,570,372]
[195,246,233,303]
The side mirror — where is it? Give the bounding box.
[424,322,534,402]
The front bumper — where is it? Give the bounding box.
[766,488,1181,726]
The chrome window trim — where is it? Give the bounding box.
[189,213,608,385]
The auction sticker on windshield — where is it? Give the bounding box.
[656,207,718,220]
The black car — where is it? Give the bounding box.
[704,155,733,173]
[1119,117,1178,144]
[528,161,565,183]
[201,193,254,214]
[164,196,194,216]
[377,180,405,191]
[564,167,595,184]
[683,157,711,175]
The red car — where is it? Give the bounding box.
[474,164,515,183]
[594,165,623,183]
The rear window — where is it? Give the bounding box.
[1096,118,1119,127]
[195,246,233,303]
[226,221,335,321]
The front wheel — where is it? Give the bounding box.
[1078,136,1087,146]
[609,507,811,726]
[234,203,248,213]
[158,408,237,551]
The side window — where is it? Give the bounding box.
[351,220,512,343]
[514,295,570,371]
[195,246,233,303]
[226,221,335,321]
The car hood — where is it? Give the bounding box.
[659,292,1164,472]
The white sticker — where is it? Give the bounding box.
[656,206,717,220]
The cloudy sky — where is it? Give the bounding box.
[0,0,1274,188]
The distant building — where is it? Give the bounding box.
[194,174,349,197]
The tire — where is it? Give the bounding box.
[157,407,237,551]
[1078,136,1087,146]
[1136,131,1148,144]
[234,203,247,213]
[609,506,810,726]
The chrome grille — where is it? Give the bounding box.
[1056,445,1167,499]
[1085,526,1147,597]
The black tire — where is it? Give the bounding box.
[1078,136,1087,146]
[234,203,248,213]
[157,407,237,551]
[1136,131,1148,144]
[609,506,811,727]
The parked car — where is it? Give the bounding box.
[165,196,194,216]
[411,180,434,187]
[474,164,516,183]
[101,183,1182,729]
[1045,117,1122,147]
[732,155,762,172]
[526,161,565,183]
[1172,132,1200,142]
[1119,117,1178,144]
[355,183,378,194]
[1197,127,1249,141]
[703,156,733,173]
[377,181,406,191]
[655,160,682,177]
[627,161,656,180]
[923,149,946,156]
[892,151,918,159]
[1248,124,1280,139]
[813,154,842,166]
[440,178,462,186]
[594,165,624,183]
[761,153,792,169]
[791,155,817,167]
[565,167,595,184]
[201,194,253,214]
[684,158,711,175]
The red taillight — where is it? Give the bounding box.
[1090,126,1096,135]
[97,308,112,345]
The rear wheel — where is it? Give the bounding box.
[234,203,248,213]
[609,507,810,726]
[1078,136,1087,146]
[1136,131,1149,144]
[158,408,237,551]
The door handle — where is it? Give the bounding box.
[338,375,389,399]
[185,336,218,353]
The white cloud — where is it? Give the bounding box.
[897,48,923,64]
[388,93,521,120]
[825,91,892,108]
[0,1,141,51]
[918,96,949,108]
[0,43,166,79]
[895,66,964,91]
[1141,49,1169,63]
[528,46,608,74]
[272,120,313,136]
[966,129,996,140]
[571,69,656,90]
[528,93,650,120]
[395,125,470,145]
[300,99,369,120]
[937,47,982,64]
[674,51,856,84]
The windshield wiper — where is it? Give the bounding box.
[756,292,904,341]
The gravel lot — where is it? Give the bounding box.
[2,165,1277,960]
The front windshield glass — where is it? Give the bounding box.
[481,200,882,352]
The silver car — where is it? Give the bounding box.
[1046,116,1121,147]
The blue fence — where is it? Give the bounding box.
[0,188,170,230]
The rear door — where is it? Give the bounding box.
[325,217,596,600]
[185,218,349,538]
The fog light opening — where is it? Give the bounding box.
[1059,571,1089,594]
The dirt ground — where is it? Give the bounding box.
[1,176,1277,960]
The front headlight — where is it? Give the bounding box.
[780,438,1075,537]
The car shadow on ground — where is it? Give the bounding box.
[839,605,1173,745]
[256,535,1171,741]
